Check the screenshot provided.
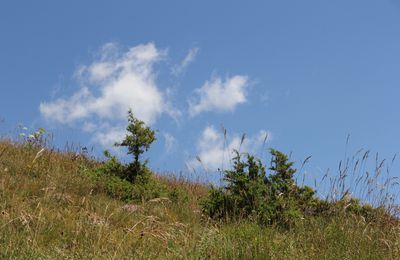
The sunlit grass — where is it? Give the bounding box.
[0,139,399,259]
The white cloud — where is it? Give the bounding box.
[93,127,126,148]
[172,47,199,76]
[163,132,176,153]
[40,42,179,148]
[40,87,92,123]
[187,125,272,172]
[188,75,249,116]
[41,42,168,125]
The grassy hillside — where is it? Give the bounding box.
[0,139,399,259]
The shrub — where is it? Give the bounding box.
[102,150,127,178]
[104,175,134,201]
[89,110,192,204]
[81,164,134,202]
[85,151,185,202]
[168,186,189,204]
[202,149,317,228]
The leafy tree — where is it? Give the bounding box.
[115,109,156,183]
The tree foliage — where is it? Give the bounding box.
[115,109,156,183]
[202,149,317,228]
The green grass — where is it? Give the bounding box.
[0,140,399,259]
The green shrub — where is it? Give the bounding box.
[104,174,134,201]
[82,110,169,202]
[102,150,127,178]
[83,157,188,203]
[201,187,231,220]
[202,148,391,228]
[168,186,189,204]
[80,163,133,201]
[131,175,166,201]
[202,149,318,228]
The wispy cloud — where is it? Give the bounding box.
[40,42,179,148]
[163,132,176,153]
[172,47,199,76]
[187,125,272,172]
[188,75,249,116]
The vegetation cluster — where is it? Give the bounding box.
[0,112,398,258]
[202,149,389,229]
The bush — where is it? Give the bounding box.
[104,175,134,201]
[201,148,391,228]
[168,186,189,204]
[81,164,134,202]
[202,149,318,228]
[102,150,127,178]
[131,173,167,201]
[83,110,165,202]
[84,154,186,203]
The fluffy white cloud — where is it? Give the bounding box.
[40,42,180,148]
[187,125,272,172]
[188,75,249,116]
[40,42,169,125]
[172,47,199,76]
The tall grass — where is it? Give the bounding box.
[0,136,399,258]
[309,144,399,219]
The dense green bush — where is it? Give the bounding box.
[83,152,188,203]
[102,150,127,178]
[80,165,133,201]
[202,149,318,228]
[201,148,386,228]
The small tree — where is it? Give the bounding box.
[115,109,156,183]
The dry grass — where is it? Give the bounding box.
[0,139,399,259]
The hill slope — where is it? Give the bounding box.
[0,140,399,259]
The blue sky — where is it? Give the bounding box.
[1,1,399,190]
